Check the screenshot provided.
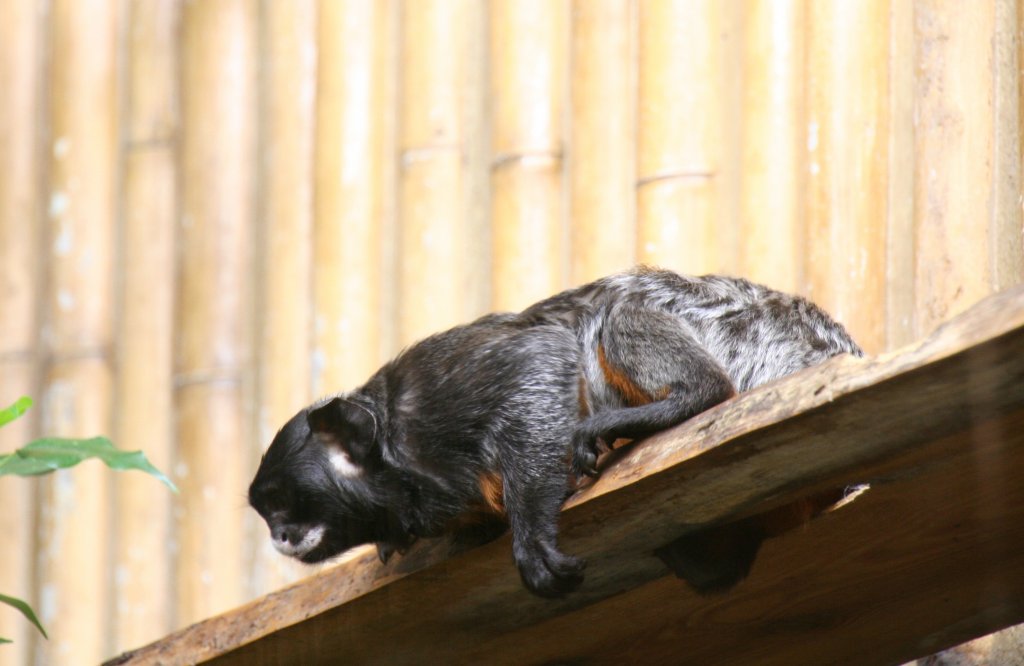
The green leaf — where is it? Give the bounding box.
[0,397,32,428]
[0,637,11,644]
[0,437,178,493]
[0,593,47,639]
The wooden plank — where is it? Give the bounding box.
[109,284,1024,666]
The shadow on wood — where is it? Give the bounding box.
[108,284,1024,666]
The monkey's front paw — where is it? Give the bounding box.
[516,541,585,598]
[376,535,417,564]
[570,425,602,480]
[376,542,397,564]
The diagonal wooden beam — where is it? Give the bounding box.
[108,284,1024,666]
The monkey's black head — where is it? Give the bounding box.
[248,397,394,564]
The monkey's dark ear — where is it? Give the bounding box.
[307,398,377,473]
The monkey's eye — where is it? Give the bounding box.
[253,485,292,514]
[288,494,316,519]
[262,497,286,514]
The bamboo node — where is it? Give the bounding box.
[491,151,562,171]
[173,370,245,389]
[636,170,717,188]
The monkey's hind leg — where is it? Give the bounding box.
[573,301,736,478]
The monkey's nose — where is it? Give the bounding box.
[269,523,325,558]
[272,525,301,545]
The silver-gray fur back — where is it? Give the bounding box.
[522,266,862,393]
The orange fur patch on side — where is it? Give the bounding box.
[653,385,673,401]
[597,344,655,407]
[578,374,590,417]
[478,470,505,515]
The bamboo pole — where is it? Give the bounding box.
[992,0,1023,292]
[885,0,915,351]
[38,364,114,664]
[251,0,317,596]
[717,4,743,276]
[569,0,636,285]
[114,134,178,653]
[1020,0,1024,276]
[313,0,386,391]
[0,369,37,663]
[637,0,724,275]
[913,0,1022,339]
[0,3,41,660]
[804,0,889,354]
[398,0,473,345]
[462,3,492,330]
[112,0,179,652]
[38,0,118,661]
[375,1,401,362]
[490,0,568,311]
[738,0,804,293]
[176,0,256,627]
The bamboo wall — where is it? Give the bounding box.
[0,2,1022,664]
